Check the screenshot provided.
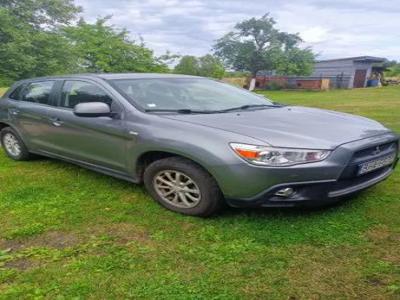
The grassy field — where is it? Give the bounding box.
[0,86,399,299]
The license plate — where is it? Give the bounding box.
[358,153,396,175]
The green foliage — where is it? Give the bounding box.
[224,70,251,78]
[174,54,225,78]
[213,14,315,76]
[265,81,284,90]
[198,54,225,78]
[173,55,199,76]
[63,18,169,74]
[0,7,76,86]
[0,0,80,85]
[275,47,315,76]
[0,8,34,86]
[385,63,400,77]
[0,0,82,28]
[0,1,168,85]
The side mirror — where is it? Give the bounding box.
[73,102,111,118]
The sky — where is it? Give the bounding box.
[75,0,400,61]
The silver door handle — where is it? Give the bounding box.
[9,109,19,116]
[49,117,63,127]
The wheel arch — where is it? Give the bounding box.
[135,150,218,185]
[0,122,25,141]
[0,122,10,132]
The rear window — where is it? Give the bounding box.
[21,81,55,105]
[8,84,25,100]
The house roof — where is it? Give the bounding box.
[316,56,386,63]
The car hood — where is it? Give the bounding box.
[163,106,390,149]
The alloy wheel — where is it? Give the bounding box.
[153,170,202,208]
[3,133,21,157]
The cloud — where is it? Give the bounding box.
[75,0,400,60]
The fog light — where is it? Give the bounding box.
[275,187,294,197]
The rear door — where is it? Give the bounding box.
[44,79,128,172]
[1,84,26,135]
[13,80,58,151]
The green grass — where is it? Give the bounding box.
[1,86,400,299]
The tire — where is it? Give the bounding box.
[0,127,31,161]
[143,157,224,217]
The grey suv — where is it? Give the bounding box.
[0,74,398,216]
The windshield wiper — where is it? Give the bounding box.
[215,103,284,113]
[144,108,217,114]
[145,104,284,114]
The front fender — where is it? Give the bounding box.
[124,114,264,195]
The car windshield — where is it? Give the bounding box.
[109,78,275,112]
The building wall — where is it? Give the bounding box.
[312,59,355,88]
[254,76,330,90]
[312,59,374,88]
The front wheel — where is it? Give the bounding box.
[143,157,224,217]
[1,127,31,161]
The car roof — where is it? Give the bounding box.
[17,73,203,83]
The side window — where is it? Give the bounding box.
[22,81,55,105]
[9,84,26,100]
[61,81,113,109]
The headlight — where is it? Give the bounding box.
[230,143,330,166]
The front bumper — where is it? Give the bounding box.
[226,164,397,208]
[222,133,399,208]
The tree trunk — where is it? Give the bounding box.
[248,70,258,91]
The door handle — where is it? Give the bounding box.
[9,109,20,116]
[52,121,63,127]
[49,117,63,127]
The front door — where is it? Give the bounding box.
[353,69,367,88]
[44,80,128,173]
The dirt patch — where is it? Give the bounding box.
[283,245,382,299]
[4,258,40,270]
[365,226,400,264]
[365,276,385,287]
[0,223,154,253]
[89,222,151,245]
[365,225,392,241]
[0,230,81,251]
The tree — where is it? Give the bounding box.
[174,55,225,78]
[174,56,199,76]
[63,18,168,73]
[0,1,168,85]
[275,47,315,75]
[213,14,315,77]
[198,55,225,78]
[0,0,81,85]
[384,60,400,77]
[0,0,82,28]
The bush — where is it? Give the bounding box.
[265,81,285,90]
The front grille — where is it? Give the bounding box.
[352,142,398,163]
[339,141,398,180]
